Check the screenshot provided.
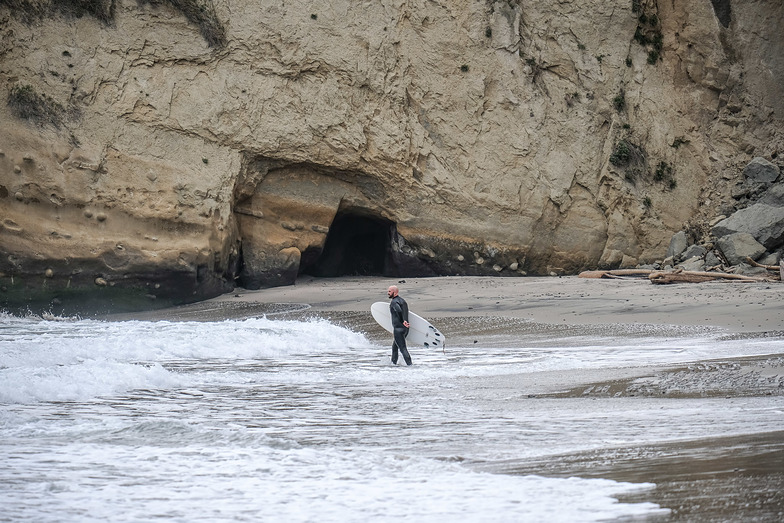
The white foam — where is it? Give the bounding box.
[0,440,668,522]
[0,315,367,403]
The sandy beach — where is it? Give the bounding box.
[196,275,784,332]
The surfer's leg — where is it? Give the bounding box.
[399,345,412,366]
[391,340,399,364]
[394,328,412,366]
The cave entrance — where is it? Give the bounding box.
[301,211,396,277]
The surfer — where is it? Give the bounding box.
[387,285,413,366]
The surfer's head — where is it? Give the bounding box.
[387,285,399,299]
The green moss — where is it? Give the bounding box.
[613,91,626,112]
[610,141,631,166]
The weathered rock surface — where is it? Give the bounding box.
[1,0,784,312]
[666,231,689,260]
[711,203,784,250]
[743,157,780,184]
[715,233,766,265]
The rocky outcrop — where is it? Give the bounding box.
[653,157,782,276]
[1,0,783,313]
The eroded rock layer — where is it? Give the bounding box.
[1,0,783,313]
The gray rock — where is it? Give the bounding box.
[733,263,769,277]
[711,204,784,249]
[666,231,688,259]
[757,252,779,266]
[716,232,766,265]
[759,183,784,206]
[682,244,707,260]
[678,256,705,271]
[705,251,721,267]
[731,181,767,200]
[743,157,780,183]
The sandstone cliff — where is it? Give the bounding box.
[1,0,782,313]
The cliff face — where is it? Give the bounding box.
[1,0,782,313]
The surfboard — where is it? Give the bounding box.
[370,301,446,350]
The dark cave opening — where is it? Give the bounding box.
[301,211,396,277]
[710,0,731,28]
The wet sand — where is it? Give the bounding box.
[110,275,784,521]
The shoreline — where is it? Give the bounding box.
[201,275,783,333]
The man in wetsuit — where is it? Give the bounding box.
[387,285,413,366]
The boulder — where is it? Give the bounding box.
[666,231,689,259]
[757,252,779,266]
[731,180,767,200]
[711,204,784,250]
[682,244,707,260]
[705,251,722,267]
[715,232,766,265]
[678,256,705,271]
[743,157,780,183]
[733,263,769,277]
[759,183,784,206]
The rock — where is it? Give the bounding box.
[758,252,779,266]
[45,268,53,278]
[715,232,766,265]
[94,277,108,286]
[666,231,689,259]
[620,255,638,268]
[711,204,784,250]
[705,251,722,267]
[743,157,780,183]
[1,0,784,313]
[733,263,769,277]
[682,244,707,260]
[508,262,518,271]
[678,256,705,271]
[731,181,767,200]
[759,183,784,206]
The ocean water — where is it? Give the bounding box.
[1,312,783,522]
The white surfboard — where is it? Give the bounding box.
[371,301,446,350]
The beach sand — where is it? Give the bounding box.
[110,275,784,521]
[209,275,784,332]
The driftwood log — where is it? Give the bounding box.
[648,269,763,284]
[745,257,780,271]
[578,269,653,279]
[580,268,777,284]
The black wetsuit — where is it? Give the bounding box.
[389,295,412,365]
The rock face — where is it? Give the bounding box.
[1,0,784,313]
[715,233,766,265]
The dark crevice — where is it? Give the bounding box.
[710,0,731,28]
